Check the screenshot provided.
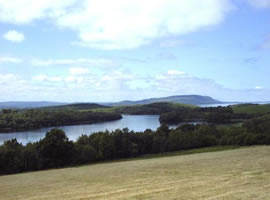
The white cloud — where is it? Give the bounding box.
[151,71,270,102]
[0,73,31,101]
[167,70,186,76]
[31,59,54,66]
[58,0,234,50]
[0,56,23,63]
[101,71,135,81]
[69,67,89,75]
[0,0,234,50]
[3,30,25,43]
[1,70,270,102]
[248,0,270,8]
[32,74,48,81]
[156,70,188,80]
[154,70,219,95]
[31,58,116,67]
[0,0,76,24]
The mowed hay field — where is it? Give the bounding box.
[1,147,270,200]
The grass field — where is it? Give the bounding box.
[233,104,270,114]
[0,146,270,200]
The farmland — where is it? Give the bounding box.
[0,146,269,200]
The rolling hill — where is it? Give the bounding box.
[0,101,66,109]
[105,95,221,106]
[40,103,109,111]
[0,95,221,109]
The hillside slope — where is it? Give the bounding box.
[107,95,221,106]
[0,146,269,200]
[40,103,109,111]
[0,101,66,109]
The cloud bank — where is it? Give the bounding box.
[31,58,116,67]
[0,0,234,50]
[1,70,269,102]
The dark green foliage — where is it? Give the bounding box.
[159,111,184,124]
[74,144,97,164]
[0,139,24,174]
[159,106,252,125]
[205,107,233,123]
[243,114,270,134]
[22,142,39,171]
[37,129,75,168]
[1,114,270,175]
[0,109,122,132]
[167,125,217,151]
[152,125,170,153]
[116,102,195,115]
[233,103,270,115]
[41,103,109,111]
[176,124,198,132]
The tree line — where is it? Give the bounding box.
[159,106,253,124]
[0,109,122,132]
[0,104,254,133]
[0,114,270,175]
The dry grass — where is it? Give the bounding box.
[1,146,270,200]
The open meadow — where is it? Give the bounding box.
[0,146,270,200]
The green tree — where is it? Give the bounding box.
[37,129,75,168]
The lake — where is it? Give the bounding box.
[0,115,192,145]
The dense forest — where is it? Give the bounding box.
[114,102,195,115]
[1,113,270,175]
[0,109,122,132]
[159,106,253,124]
[111,103,254,124]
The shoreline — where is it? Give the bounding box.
[0,117,122,134]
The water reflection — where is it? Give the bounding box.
[0,115,160,145]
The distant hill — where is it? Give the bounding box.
[0,101,67,109]
[41,103,109,111]
[105,95,221,106]
[0,95,221,109]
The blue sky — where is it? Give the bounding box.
[0,0,270,102]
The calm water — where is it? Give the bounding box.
[0,115,183,145]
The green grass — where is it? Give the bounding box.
[1,146,270,200]
[233,103,270,114]
[135,146,240,160]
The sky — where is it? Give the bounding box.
[0,0,270,102]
